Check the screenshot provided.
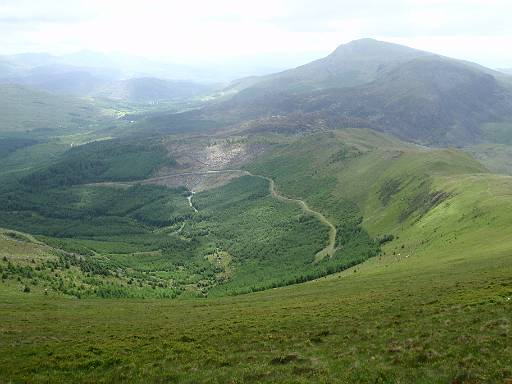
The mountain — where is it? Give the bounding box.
[93,77,214,103]
[208,39,512,146]
[498,68,512,74]
[0,51,195,82]
[226,38,431,94]
[308,56,512,145]
[0,51,219,101]
[0,52,215,99]
[0,59,215,101]
[13,65,118,95]
[0,54,119,96]
[0,58,25,79]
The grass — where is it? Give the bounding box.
[246,129,487,237]
[1,128,512,381]
[0,214,510,382]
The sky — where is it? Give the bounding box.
[1,0,512,69]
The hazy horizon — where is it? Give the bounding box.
[1,0,512,71]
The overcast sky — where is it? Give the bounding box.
[1,0,512,68]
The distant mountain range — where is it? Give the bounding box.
[94,78,215,103]
[3,39,512,145]
[0,50,294,90]
[0,53,217,103]
[205,39,512,146]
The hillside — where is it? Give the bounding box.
[4,0,512,379]
[315,57,512,145]
[1,128,512,381]
[209,40,512,146]
[0,84,110,136]
[0,128,499,296]
[2,168,511,382]
[245,129,487,232]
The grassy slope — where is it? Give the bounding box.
[1,129,512,381]
[1,197,511,382]
[246,129,487,234]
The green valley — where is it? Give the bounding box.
[1,33,512,383]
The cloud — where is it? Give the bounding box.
[0,0,96,24]
[0,0,511,67]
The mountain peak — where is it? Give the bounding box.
[227,39,433,94]
[345,37,380,45]
[331,38,426,58]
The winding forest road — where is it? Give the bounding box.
[249,174,337,261]
[94,169,337,261]
[182,170,337,261]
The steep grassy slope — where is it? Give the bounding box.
[1,170,511,381]
[246,129,487,234]
[1,128,512,381]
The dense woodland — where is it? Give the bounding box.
[21,139,174,189]
[0,146,380,298]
